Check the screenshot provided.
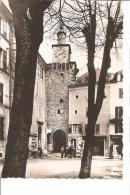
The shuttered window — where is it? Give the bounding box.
[0,118,4,140]
[119,88,123,98]
[0,83,3,104]
[3,50,7,70]
[95,124,100,135]
[115,107,123,118]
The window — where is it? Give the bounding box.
[79,124,82,134]
[47,133,51,144]
[95,124,100,135]
[32,142,37,148]
[85,124,88,136]
[115,107,123,119]
[60,99,64,103]
[3,20,7,38]
[115,122,123,133]
[75,110,77,114]
[58,109,60,114]
[117,73,122,82]
[119,88,123,98]
[0,83,3,104]
[76,95,79,99]
[60,73,64,77]
[3,50,7,71]
[115,107,123,134]
[40,65,43,78]
[0,118,4,140]
[73,124,82,134]
[68,125,72,134]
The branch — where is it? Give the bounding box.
[95,1,123,118]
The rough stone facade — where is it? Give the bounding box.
[46,62,78,132]
[46,25,79,151]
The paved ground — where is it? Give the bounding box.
[0,153,123,179]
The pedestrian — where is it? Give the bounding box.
[69,145,73,158]
[109,142,113,159]
[60,146,64,158]
[38,147,43,158]
[65,146,69,157]
[67,146,71,158]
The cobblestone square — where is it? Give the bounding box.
[0,154,122,179]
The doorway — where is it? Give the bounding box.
[93,137,104,156]
[53,130,67,152]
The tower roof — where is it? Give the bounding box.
[57,23,66,36]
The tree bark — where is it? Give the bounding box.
[79,120,96,178]
[79,1,122,178]
[2,0,53,178]
[79,7,97,178]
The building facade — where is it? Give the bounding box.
[0,0,47,158]
[29,54,46,156]
[109,71,123,156]
[0,1,123,159]
[46,25,78,152]
[68,71,123,157]
[0,0,13,158]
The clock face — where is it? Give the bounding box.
[58,49,68,62]
[53,46,70,63]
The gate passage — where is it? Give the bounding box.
[53,130,67,152]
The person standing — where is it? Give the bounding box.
[65,146,69,157]
[60,146,64,158]
[109,142,114,159]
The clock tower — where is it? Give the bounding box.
[52,25,71,63]
[46,24,79,152]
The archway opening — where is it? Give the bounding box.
[53,130,66,152]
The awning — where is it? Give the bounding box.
[82,135,106,140]
[30,133,37,137]
[109,118,123,124]
[110,135,123,139]
[67,134,82,139]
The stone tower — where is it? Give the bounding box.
[46,25,79,152]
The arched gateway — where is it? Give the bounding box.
[53,130,67,152]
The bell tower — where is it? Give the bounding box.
[57,24,66,45]
[46,24,79,152]
[52,24,71,64]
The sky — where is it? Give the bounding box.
[39,34,123,76]
[3,0,123,76]
[38,0,123,76]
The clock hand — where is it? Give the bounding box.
[59,51,65,55]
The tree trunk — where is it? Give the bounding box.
[79,119,96,178]
[2,2,44,178]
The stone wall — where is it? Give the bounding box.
[46,62,78,134]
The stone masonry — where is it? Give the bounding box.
[46,62,78,133]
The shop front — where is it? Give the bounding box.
[93,136,106,156]
[110,135,123,157]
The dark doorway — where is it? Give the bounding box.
[71,139,76,148]
[38,124,42,147]
[93,137,104,156]
[47,133,51,145]
[53,130,66,152]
